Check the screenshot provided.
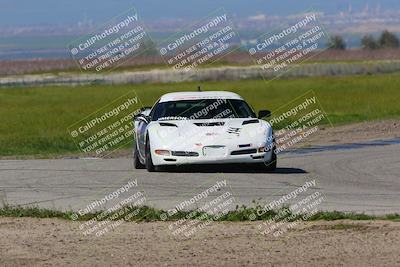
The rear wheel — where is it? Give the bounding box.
[145,138,156,172]
[133,141,145,169]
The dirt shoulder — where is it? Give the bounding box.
[0,217,399,266]
[302,119,400,146]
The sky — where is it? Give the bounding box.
[0,0,399,27]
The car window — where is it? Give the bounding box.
[151,99,256,121]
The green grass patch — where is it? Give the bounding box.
[1,205,399,222]
[1,73,400,156]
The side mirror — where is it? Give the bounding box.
[258,110,271,119]
[135,114,150,124]
[141,106,152,112]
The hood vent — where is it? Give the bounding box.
[242,119,259,125]
[194,122,225,126]
[159,122,178,127]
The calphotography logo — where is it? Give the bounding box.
[158,8,241,72]
[251,178,326,237]
[248,11,330,80]
[68,7,153,72]
[160,178,238,241]
[68,91,144,157]
[71,178,149,237]
[266,90,332,155]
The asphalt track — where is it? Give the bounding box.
[0,142,399,215]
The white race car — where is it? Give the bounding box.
[133,91,276,172]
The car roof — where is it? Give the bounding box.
[159,91,243,103]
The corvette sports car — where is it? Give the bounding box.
[133,91,277,172]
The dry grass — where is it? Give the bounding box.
[2,49,400,76]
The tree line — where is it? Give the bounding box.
[328,30,400,50]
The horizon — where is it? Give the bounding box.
[1,0,399,27]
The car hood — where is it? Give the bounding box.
[148,118,272,149]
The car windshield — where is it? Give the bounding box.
[151,99,256,121]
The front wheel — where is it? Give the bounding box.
[264,147,277,172]
[145,138,156,172]
[133,141,145,169]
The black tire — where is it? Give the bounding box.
[145,138,156,172]
[265,152,277,171]
[133,141,145,169]
[264,145,277,172]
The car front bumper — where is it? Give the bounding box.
[151,149,274,166]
